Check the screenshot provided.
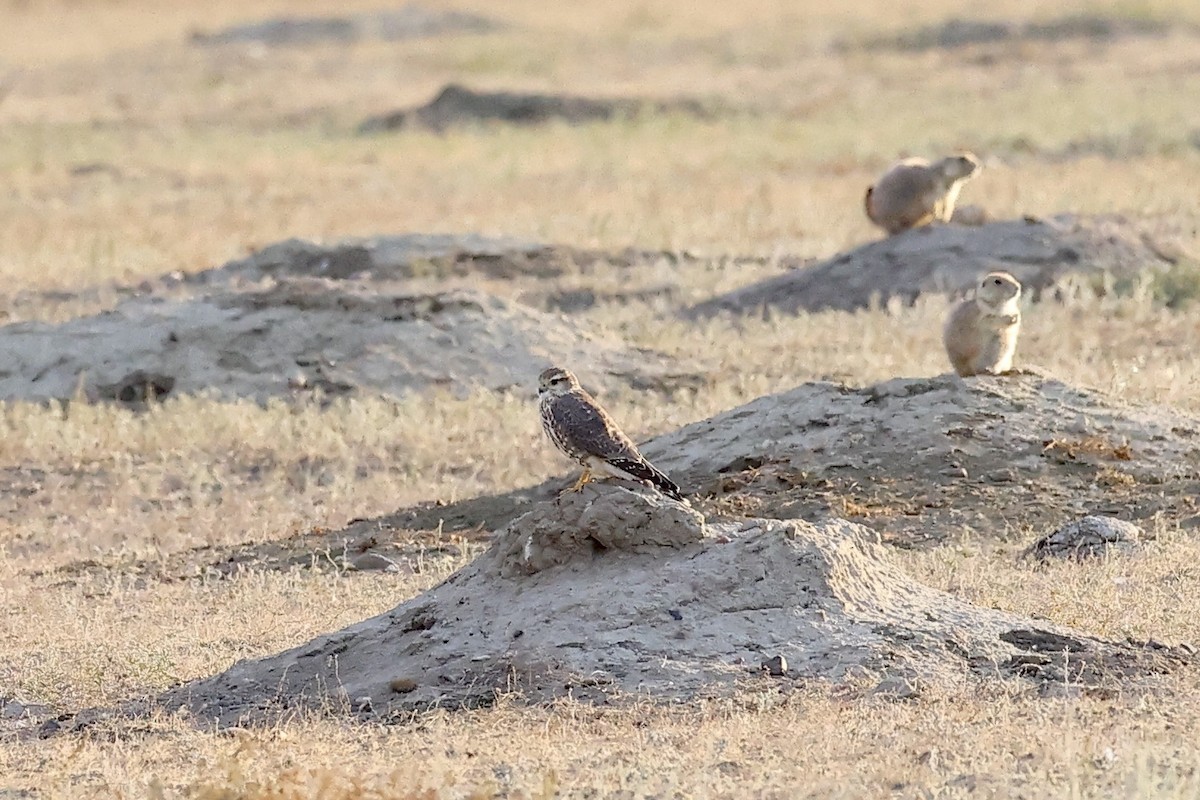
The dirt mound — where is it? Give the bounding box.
[855,14,1177,52]
[685,214,1185,317]
[369,373,1200,549]
[190,6,498,47]
[157,486,1193,726]
[196,234,706,288]
[0,282,701,405]
[166,233,726,313]
[359,84,713,133]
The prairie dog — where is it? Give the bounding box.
[865,153,980,235]
[943,271,1022,377]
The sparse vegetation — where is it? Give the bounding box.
[2,0,1200,797]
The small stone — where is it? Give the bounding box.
[1022,515,1144,561]
[1,700,26,720]
[668,609,683,621]
[1,698,51,720]
[352,552,400,572]
[761,655,787,676]
[872,675,921,699]
[390,678,418,693]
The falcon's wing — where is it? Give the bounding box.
[549,391,642,461]
[551,390,685,501]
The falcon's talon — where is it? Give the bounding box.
[569,469,593,493]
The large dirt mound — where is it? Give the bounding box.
[158,487,1193,726]
[360,84,713,133]
[190,6,498,47]
[371,373,1200,548]
[162,234,724,313]
[686,214,1185,317]
[0,282,700,405]
[196,233,702,286]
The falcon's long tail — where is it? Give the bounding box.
[608,457,685,502]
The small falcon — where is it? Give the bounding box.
[537,366,684,502]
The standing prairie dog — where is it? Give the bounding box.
[943,271,1022,377]
[865,153,980,235]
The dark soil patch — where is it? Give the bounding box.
[190,6,499,47]
[854,14,1179,52]
[359,83,715,133]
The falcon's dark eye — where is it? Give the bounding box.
[992,279,1002,285]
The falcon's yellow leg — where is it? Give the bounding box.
[567,467,593,493]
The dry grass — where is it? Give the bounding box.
[3,0,1200,796]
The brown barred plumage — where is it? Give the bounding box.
[537,367,684,502]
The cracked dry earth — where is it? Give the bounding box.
[154,487,1193,727]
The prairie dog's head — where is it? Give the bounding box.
[537,366,581,398]
[975,271,1021,314]
[936,152,981,182]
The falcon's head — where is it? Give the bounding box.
[538,366,581,397]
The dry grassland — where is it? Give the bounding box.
[2,0,1200,796]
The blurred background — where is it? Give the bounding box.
[2,0,1198,296]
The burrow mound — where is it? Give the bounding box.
[686,214,1187,317]
[359,83,715,133]
[190,6,499,47]
[158,487,1193,727]
[140,233,735,314]
[0,282,701,405]
[371,373,1200,549]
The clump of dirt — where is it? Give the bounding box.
[368,373,1200,549]
[685,214,1187,317]
[190,6,499,47]
[854,14,1177,52]
[154,486,1193,727]
[359,83,714,133]
[0,282,703,405]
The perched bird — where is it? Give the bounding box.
[865,153,980,235]
[536,366,684,502]
[943,271,1023,377]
